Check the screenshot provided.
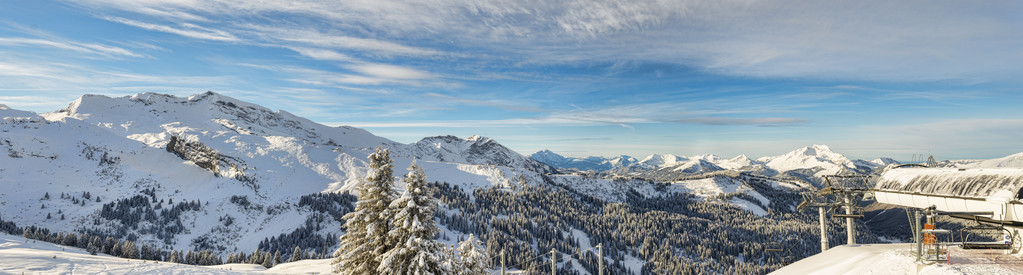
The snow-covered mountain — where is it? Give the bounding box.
[535,145,889,185]
[0,92,558,256]
[411,135,554,174]
[962,152,1023,168]
[757,145,862,176]
[527,150,635,172]
[12,91,1023,274]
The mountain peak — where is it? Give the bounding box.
[466,135,493,143]
[792,144,833,156]
[638,154,685,167]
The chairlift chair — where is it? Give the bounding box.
[764,242,784,253]
[960,223,1014,250]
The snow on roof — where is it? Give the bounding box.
[875,167,1023,199]
[772,244,1019,275]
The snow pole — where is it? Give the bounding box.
[597,243,603,275]
[819,206,829,252]
[500,249,506,275]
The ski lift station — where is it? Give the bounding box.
[873,166,1023,227]
[775,165,1023,274]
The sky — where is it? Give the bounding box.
[2,0,1023,160]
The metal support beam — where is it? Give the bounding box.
[551,248,557,275]
[819,206,829,251]
[845,194,856,245]
[920,208,928,259]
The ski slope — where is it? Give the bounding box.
[0,233,331,274]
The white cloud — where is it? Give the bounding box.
[0,37,142,58]
[104,16,238,42]
[241,62,446,88]
[288,47,354,62]
[346,63,434,80]
[240,24,445,57]
[425,92,549,113]
[0,59,236,111]
[68,0,1023,82]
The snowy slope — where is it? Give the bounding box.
[964,152,1023,168]
[409,135,554,174]
[636,153,686,168]
[758,145,859,176]
[0,92,559,256]
[717,154,756,170]
[0,233,331,274]
[772,244,1018,275]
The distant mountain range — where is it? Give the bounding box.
[531,145,902,184]
[3,91,1022,274]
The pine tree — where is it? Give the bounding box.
[122,241,138,259]
[333,147,397,274]
[262,251,273,268]
[290,246,303,262]
[273,250,282,266]
[457,234,490,275]
[110,240,122,257]
[378,160,446,274]
[169,249,180,263]
[185,249,195,265]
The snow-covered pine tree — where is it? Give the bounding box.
[249,249,261,264]
[122,240,137,259]
[168,249,179,263]
[273,250,282,266]
[457,234,490,275]
[110,240,122,257]
[378,159,446,275]
[290,246,302,262]
[262,251,273,268]
[333,147,398,274]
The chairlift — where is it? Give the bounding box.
[764,242,784,253]
[960,223,1014,250]
[832,213,864,219]
[781,255,796,265]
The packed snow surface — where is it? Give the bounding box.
[0,233,331,274]
[772,244,1019,275]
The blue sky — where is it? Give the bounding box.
[2,0,1023,160]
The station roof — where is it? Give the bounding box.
[875,167,1023,200]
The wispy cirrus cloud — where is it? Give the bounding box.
[103,16,239,42]
[0,37,142,58]
[68,0,1023,82]
[425,92,550,113]
[287,47,354,62]
[0,57,236,111]
[239,62,448,88]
